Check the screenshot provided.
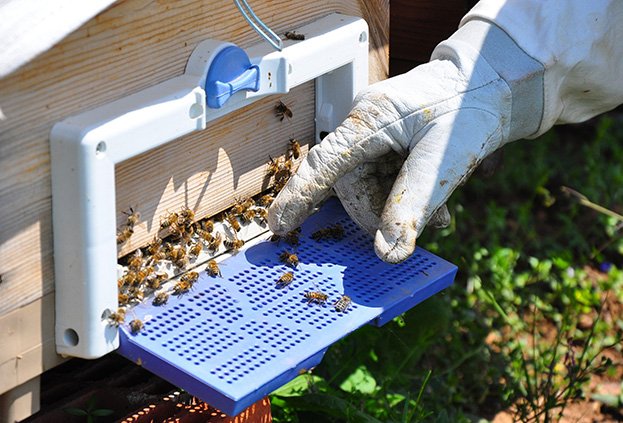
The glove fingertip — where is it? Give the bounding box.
[267,201,291,235]
[374,225,417,264]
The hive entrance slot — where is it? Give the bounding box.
[117,198,457,415]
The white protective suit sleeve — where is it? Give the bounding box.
[465,0,623,134]
[268,0,623,264]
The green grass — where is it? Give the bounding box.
[270,114,623,422]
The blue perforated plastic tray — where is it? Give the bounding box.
[117,198,457,415]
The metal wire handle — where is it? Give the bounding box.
[233,0,283,51]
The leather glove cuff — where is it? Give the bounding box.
[432,19,545,141]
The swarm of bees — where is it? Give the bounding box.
[112,107,350,335]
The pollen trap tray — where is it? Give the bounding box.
[118,198,457,415]
[49,12,458,417]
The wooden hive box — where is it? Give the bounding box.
[0,0,388,420]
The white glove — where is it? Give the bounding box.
[268,20,542,263]
[269,0,623,263]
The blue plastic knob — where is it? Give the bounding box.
[205,46,260,108]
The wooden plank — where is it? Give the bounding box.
[114,83,315,257]
[0,376,41,422]
[0,294,64,396]
[0,0,388,398]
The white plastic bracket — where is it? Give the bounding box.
[50,13,368,358]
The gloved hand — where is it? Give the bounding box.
[268,20,544,263]
[269,0,623,263]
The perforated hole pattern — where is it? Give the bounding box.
[120,199,455,401]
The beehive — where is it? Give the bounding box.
[0,1,388,420]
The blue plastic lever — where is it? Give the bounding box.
[205,45,260,108]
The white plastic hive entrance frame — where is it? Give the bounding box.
[50,14,369,358]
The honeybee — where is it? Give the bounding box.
[275,100,293,121]
[128,287,144,302]
[173,280,193,296]
[167,246,188,268]
[180,271,199,285]
[232,197,252,216]
[118,293,130,307]
[279,250,299,268]
[329,224,345,239]
[304,291,328,305]
[147,237,162,254]
[197,229,214,243]
[255,207,268,223]
[189,242,203,257]
[152,291,169,306]
[123,207,140,227]
[311,224,345,241]
[333,295,352,312]
[276,272,294,288]
[201,220,214,233]
[127,250,143,270]
[166,245,186,262]
[225,213,241,232]
[289,138,301,159]
[174,257,189,269]
[224,235,245,253]
[117,227,134,244]
[231,202,245,216]
[273,176,288,193]
[146,272,167,290]
[180,207,195,223]
[276,158,293,180]
[266,157,281,176]
[206,259,222,277]
[172,220,194,244]
[284,30,305,40]
[240,208,256,223]
[207,232,222,252]
[136,266,154,283]
[129,319,144,334]
[107,308,126,326]
[241,197,254,210]
[257,194,274,207]
[119,271,138,288]
[160,212,179,230]
[147,249,166,263]
[284,227,301,246]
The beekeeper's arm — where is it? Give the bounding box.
[268,0,623,263]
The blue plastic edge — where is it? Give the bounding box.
[118,333,327,415]
[372,268,457,327]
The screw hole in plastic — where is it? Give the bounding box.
[64,328,80,347]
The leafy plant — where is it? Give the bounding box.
[64,395,114,422]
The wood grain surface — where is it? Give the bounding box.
[0,0,388,396]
